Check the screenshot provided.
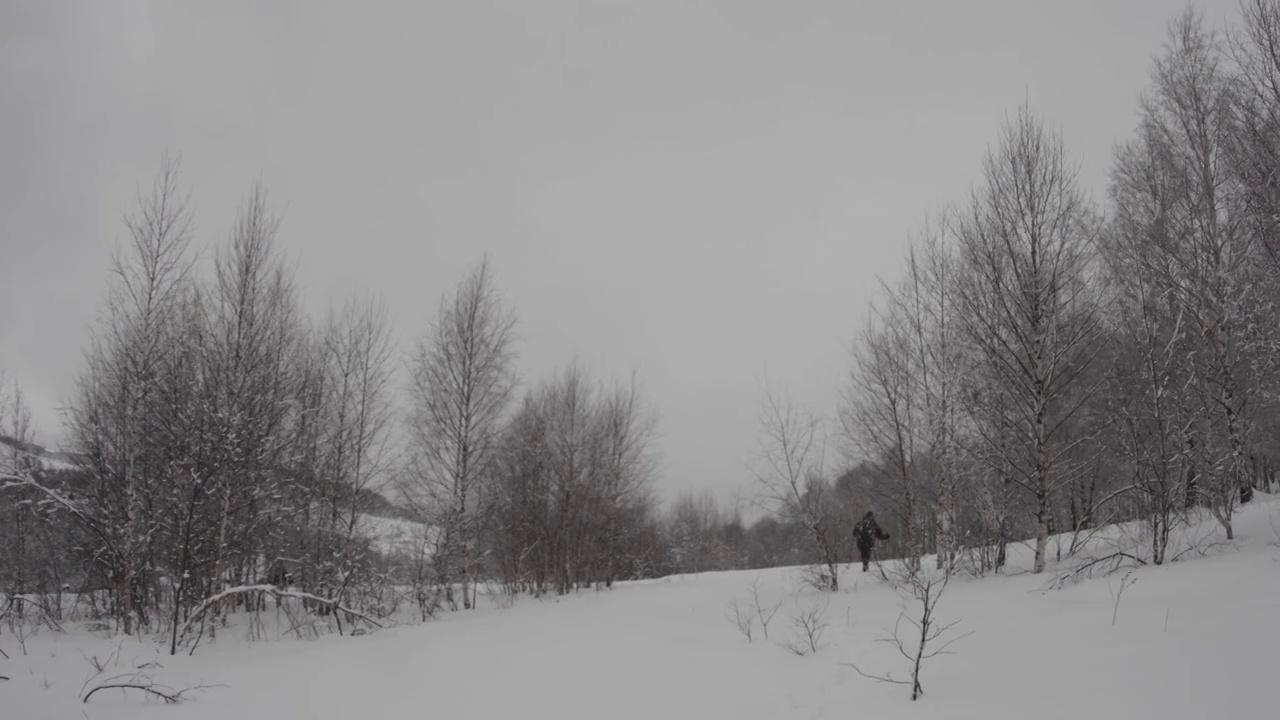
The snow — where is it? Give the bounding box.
[34,455,79,472]
[5,496,1280,719]
[356,512,436,557]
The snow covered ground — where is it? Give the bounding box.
[6,496,1280,719]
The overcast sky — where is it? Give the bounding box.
[0,0,1242,506]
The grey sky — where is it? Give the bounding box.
[0,0,1238,505]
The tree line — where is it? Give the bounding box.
[831,3,1280,579]
[0,149,677,648]
[661,4,1280,590]
[0,158,846,650]
[596,2,1280,589]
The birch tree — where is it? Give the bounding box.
[63,154,196,633]
[486,364,662,595]
[405,256,518,609]
[1131,10,1258,537]
[753,385,840,590]
[1104,123,1196,564]
[539,362,599,595]
[201,181,301,625]
[1227,0,1280,270]
[0,371,39,618]
[842,222,964,569]
[952,102,1107,574]
[1227,0,1280,492]
[488,393,551,593]
[305,294,396,605]
[584,374,659,587]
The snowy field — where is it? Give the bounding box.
[5,497,1280,719]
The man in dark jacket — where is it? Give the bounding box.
[853,511,889,572]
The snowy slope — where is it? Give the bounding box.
[0,435,84,472]
[33,454,80,472]
[5,496,1279,719]
[356,512,436,557]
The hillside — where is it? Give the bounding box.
[0,435,85,473]
[2,433,427,537]
[5,494,1278,719]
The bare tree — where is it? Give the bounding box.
[405,256,518,609]
[306,293,396,610]
[843,301,923,564]
[1129,10,1258,537]
[905,230,967,570]
[486,362,662,596]
[0,371,34,504]
[1105,130,1197,564]
[667,489,726,573]
[955,368,1025,574]
[200,180,301,630]
[748,575,784,640]
[590,373,660,586]
[845,559,970,701]
[842,222,965,569]
[1227,0,1280,269]
[147,281,219,653]
[952,101,1108,574]
[752,384,840,590]
[724,598,755,642]
[0,371,39,625]
[538,362,603,595]
[1225,0,1280,496]
[781,595,831,656]
[487,393,551,594]
[62,153,196,634]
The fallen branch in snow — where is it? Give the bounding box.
[842,661,911,687]
[82,673,224,705]
[177,584,383,653]
[76,639,127,699]
[83,680,203,704]
[78,643,225,705]
[1169,536,1232,563]
[84,682,181,704]
[1048,551,1146,590]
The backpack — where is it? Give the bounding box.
[854,519,874,545]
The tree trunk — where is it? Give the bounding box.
[1033,495,1050,575]
[208,484,233,636]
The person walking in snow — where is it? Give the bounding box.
[853,511,889,572]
